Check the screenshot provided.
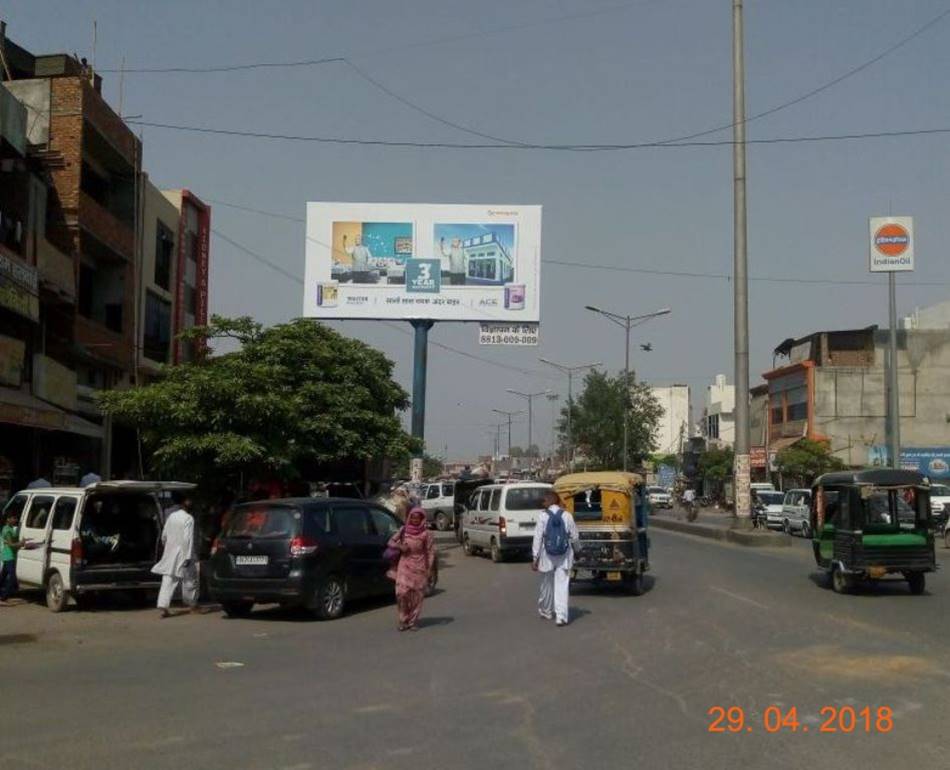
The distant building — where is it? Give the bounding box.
[649,384,690,454]
[902,299,950,331]
[765,326,950,468]
[703,374,735,448]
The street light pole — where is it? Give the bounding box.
[491,409,521,457]
[538,358,601,472]
[586,306,671,471]
[732,0,752,522]
[506,389,550,470]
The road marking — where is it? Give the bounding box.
[709,586,769,610]
[214,661,245,669]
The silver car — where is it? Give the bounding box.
[781,489,812,537]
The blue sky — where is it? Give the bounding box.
[13,0,950,457]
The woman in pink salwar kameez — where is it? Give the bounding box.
[387,508,435,631]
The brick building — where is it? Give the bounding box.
[0,30,210,498]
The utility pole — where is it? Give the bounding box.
[506,389,550,470]
[887,273,901,467]
[410,320,434,482]
[539,358,600,472]
[586,306,671,471]
[492,409,521,457]
[732,0,752,524]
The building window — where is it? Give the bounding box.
[787,386,808,422]
[707,414,720,440]
[770,392,783,425]
[184,285,197,315]
[154,221,174,290]
[143,291,172,363]
[186,231,198,263]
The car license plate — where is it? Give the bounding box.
[520,522,535,529]
[606,571,622,582]
[235,555,268,566]
[573,569,594,580]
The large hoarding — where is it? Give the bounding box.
[303,203,541,321]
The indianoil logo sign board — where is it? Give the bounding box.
[869,216,914,272]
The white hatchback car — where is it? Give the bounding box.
[754,490,786,529]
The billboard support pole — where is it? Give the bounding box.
[886,272,901,468]
[410,319,434,482]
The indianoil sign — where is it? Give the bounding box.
[869,216,914,272]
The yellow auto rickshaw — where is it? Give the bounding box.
[552,471,649,595]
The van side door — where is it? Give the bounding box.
[48,496,79,591]
[18,494,56,587]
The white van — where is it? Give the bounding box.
[781,488,812,536]
[2,480,194,612]
[461,482,552,562]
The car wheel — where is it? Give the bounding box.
[906,571,925,595]
[831,565,850,594]
[944,529,950,549]
[463,534,475,556]
[221,600,254,618]
[45,572,68,613]
[315,576,346,620]
[435,511,449,532]
[783,519,791,535]
[490,539,504,563]
[801,521,811,539]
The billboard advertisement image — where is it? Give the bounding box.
[304,203,541,321]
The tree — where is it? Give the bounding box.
[509,446,525,458]
[98,316,415,492]
[652,453,680,471]
[775,438,844,487]
[557,370,662,470]
[699,447,734,483]
[526,444,541,458]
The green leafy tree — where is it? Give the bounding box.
[509,446,525,458]
[558,370,662,469]
[699,447,734,483]
[98,316,415,490]
[652,453,681,471]
[775,438,844,487]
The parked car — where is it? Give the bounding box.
[461,482,552,562]
[781,488,812,536]
[453,478,494,544]
[208,497,435,620]
[929,483,950,534]
[750,482,776,493]
[419,481,456,531]
[1,480,194,612]
[646,486,672,509]
[753,490,786,529]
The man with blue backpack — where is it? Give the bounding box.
[532,489,580,627]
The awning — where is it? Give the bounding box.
[768,436,802,454]
[0,386,102,438]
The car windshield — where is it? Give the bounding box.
[756,492,784,505]
[505,487,550,511]
[225,505,300,538]
[648,487,667,494]
[864,490,917,528]
[931,485,950,496]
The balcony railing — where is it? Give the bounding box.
[78,191,134,259]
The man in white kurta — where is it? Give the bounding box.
[532,491,580,627]
[152,493,198,617]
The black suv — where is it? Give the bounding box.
[209,498,435,620]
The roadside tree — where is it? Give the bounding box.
[98,316,415,494]
[775,438,844,487]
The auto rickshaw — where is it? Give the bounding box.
[552,471,649,595]
[811,469,936,595]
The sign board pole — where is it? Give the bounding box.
[410,319,434,482]
[887,272,900,469]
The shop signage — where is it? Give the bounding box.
[869,216,914,272]
[0,334,25,386]
[0,249,39,321]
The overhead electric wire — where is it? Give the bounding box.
[128,119,950,151]
[211,228,557,380]
[209,198,948,289]
[100,0,654,73]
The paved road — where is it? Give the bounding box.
[2,530,949,770]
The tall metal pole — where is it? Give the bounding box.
[732,0,752,523]
[887,272,901,467]
[410,319,433,482]
[623,319,631,472]
[567,372,574,471]
[527,397,533,462]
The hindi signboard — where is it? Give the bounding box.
[478,323,539,346]
[303,203,541,322]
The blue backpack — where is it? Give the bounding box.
[544,507,570,557]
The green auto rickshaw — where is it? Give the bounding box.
[811,469,936,595]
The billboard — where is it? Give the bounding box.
[869,216,914,272]
[303,203,541,321]
[869,445,950,480]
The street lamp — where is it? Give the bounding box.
[506,389,551,469]
[491,408,522,457]
[546,393,559,463]
[585,306,671,471]
[538,358,601,472]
